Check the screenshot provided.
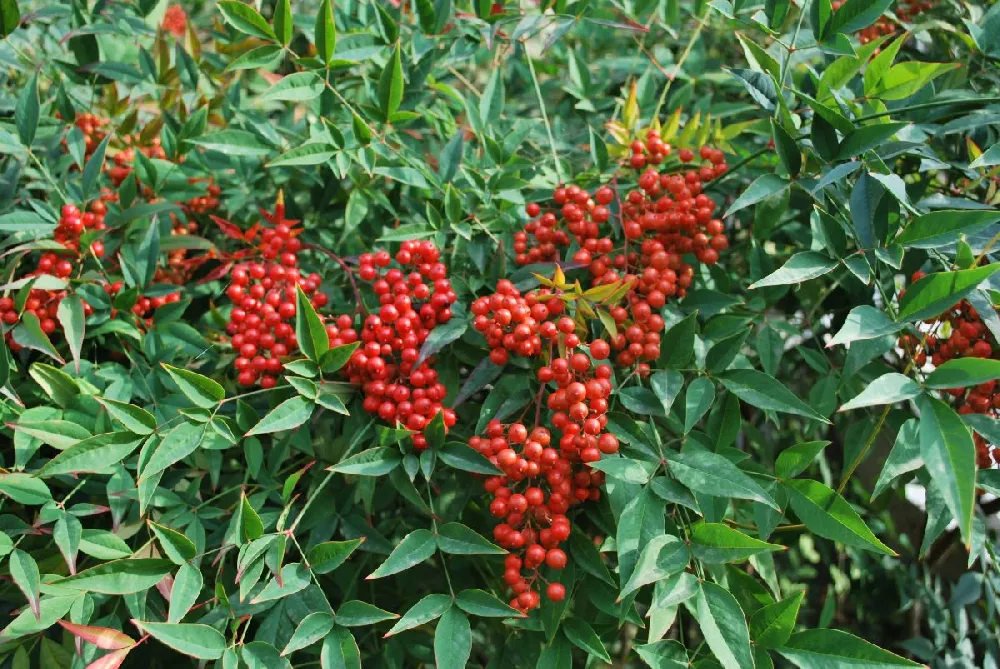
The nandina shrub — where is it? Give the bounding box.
[0,1,999,668]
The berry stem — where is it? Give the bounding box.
[304,244,367,316]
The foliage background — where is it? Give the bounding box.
[0,0,999,667]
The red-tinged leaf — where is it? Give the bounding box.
[58,620,136,650]
[198,261,234,284]
[86,648,132,669]
[209,215,245,241]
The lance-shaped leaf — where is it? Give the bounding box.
[695,581,754,669]
[665,449,780,510]
[916,395,975,547]
[367,529,436,579]
[133,621,226,660]
[784,480,895,555]
[57,620,135,650]
[689,523,784,564]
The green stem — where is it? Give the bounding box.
[525,52,564,184]
[855,96,1000,122]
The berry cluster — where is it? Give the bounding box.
[516,133,728,371]
[345,241,458,449]
[470,280,567,365]
[468,277,621,611]
[224,201,329,389]
[833,0,931,45]
[71,113,108,160]
[162,5,188,37]
[898,272,999,468]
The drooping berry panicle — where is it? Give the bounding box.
[346,240,458,449]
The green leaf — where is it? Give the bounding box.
[874,61,957,101]
[838,373,920,412]
[15,73,38,147]
[240,493,264,542]
[777,629,921,668]
[386,594,452,636]
[321,343,361,375]
[1,0,21,37]
[690,522,784,564]
[619,534,689,599]
[309,538,364,574]
[53,295,84,372]
[251,563,310,603]
[724,174,789,218]
[379,44,404,118]
[771,119,801,176]
[9,550,40,620]
[695,581,754,669]
[665,449,780,510]
[0,473,52,505]
[925,358,1000,389]
[246,396,313,436]
[436,522,505,555]
[218,0,276,40]
[226,45,285,71]
[749,252,838,289]
[273,0,292,45]
[894,210,1000,248]
[321,627,361,668]
[569,532,615,586]
[13,314,64,364]
[775,441,830,479]
[416,317,468,367]
[897,265,1000,323]
[149,520,197,564]
[650,370,684,415]
[728,67,779,111]
[315,0,336,65]
[455,589,521,618]
[269,143,337,167]
[168,562,203,623]
[480,68,505,126]
[294,285,329,362]
[588,457,657,484]
[335,600,397,627]
[260,72,324,103]
[82,133,111,202]
[367,529,436,579]
[279,612,334,656]
[56,558,174,594]
[328,447,401,476]
[141,422,205,479]
[163,363,225,408]
[684,377,715,433]
[824,0,893,37]
[437,442,503,475]
[38,432,143,477]
[434,607,471,669]
[12,419,89,449]
[916,395,975,546]
[872,419,921,500]
[563,618,611,663]
[784,479,895,555]
[837,122,908,161]
[706,330,748,374]
[719,369,830,423]
[135,622,226,660]
[659,312,697,368]
[97,398,156,435]
[635,640,688,669]
[828,306,901,346]
[186,130,271,156]
[750,591,804,649]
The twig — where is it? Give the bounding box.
[304,244,367,316]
